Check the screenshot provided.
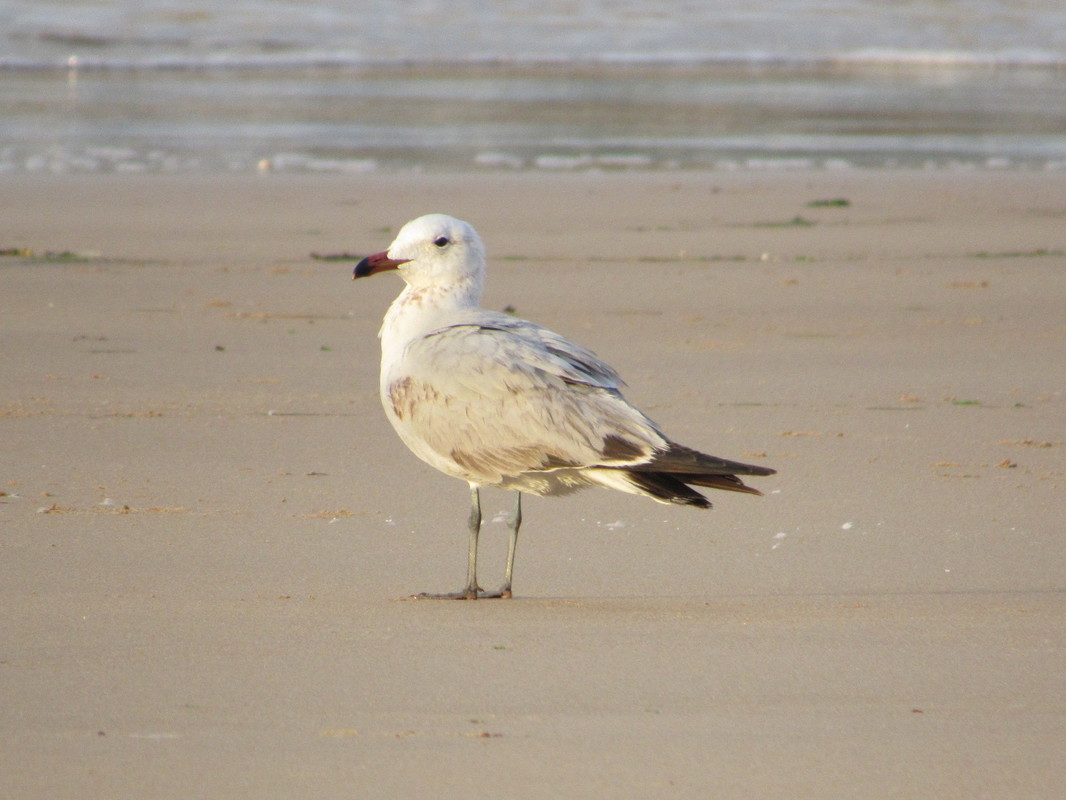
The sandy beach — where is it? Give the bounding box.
[2,170,1064,798]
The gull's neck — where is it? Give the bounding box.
[379,273,483,360]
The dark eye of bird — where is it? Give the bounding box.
[433,236,450,248]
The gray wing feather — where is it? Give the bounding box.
[390,318,663,484]
[433,312,624,388]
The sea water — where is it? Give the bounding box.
[2,0,1065,173]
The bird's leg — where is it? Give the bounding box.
[484,492,521,599]
[414,485,483,599]
[462,485,483,596]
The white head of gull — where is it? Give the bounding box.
[353,213,774,599]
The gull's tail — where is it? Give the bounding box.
[606,442,776,508]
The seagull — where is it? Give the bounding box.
[353,214,774,599]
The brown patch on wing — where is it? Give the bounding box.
[388,376,444,421]
[450,445,583,478]
[540,452,583,469]
[601,434,649,462]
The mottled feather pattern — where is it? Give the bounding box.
[386,322,661,485]
[426,315,623,389]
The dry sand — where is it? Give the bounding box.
[2,170,1064,798]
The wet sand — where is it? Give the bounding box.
[2,170,1064,798]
